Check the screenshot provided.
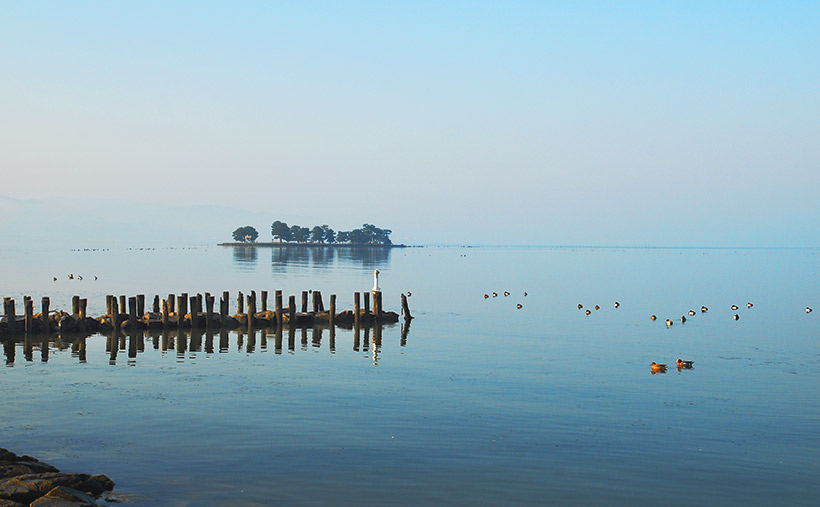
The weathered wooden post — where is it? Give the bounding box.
[177,294,187,328]
[363,292,370,321]
[329,294,336,327]
[24,297,34,334]
[79,298,87,319]
[301,291,308,313]
[111,297,120,332]
[288,295,296,324]
[373,291,382,321]
[189,295,199,329]
[41,297,50,332]
[119,295,126,314]
[106,295,113,318]
[168,294,175,314]
[354,292,361,327]
[312,291,320,313]
[401,293,413,321]
[205,294,215,329]
[161,299,169,328]
[220,292,229,327]
[137,294,145,316]
[72,296,81,317]
[196,294,203,315]
[237,291,244,314]
[153,295,160,314]
[275,290,283,326]
[128,296,138,330]
[247,293,257,330]
[4,298,15,334]
[261,291,268,312]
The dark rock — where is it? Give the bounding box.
[29,486,98,506]
[0,498,27,507]
[80,475,114,496]
[0,473,90,503]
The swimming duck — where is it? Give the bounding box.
[651,315,657,321]
[680,315,686,323]
[523,292,528,297]
[651,362,667,373]
[585,309,591,315]
[806,307,812,313]
[516,304,523,309]
[614,301,620,308]
[504,291,510,297]
[701,306,708,313]
[578,304,583,309]
[746,302,753,308]
[53,277,57,281]
[688,310,695,316]
[731,304,739,310]
[484,294,489,299]
[733,314,740,320]
[666,319,673,327]
[407,292,412,297]
[492,292,498,298]
[594,305,600,310]
[676,359,694,369]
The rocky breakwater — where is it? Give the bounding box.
[0,449,114,506]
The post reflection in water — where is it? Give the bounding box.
[38,336,48,362]
[205,330,214,354]
[4,340,15,365]
[401,320,411,347]
[1,322,408,366]
[247,329,256,354]
[219,330,229,353]
[274,326,283,354]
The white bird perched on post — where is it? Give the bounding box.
[372,269,381,293]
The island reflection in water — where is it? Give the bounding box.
[3,320,409,367]
[231,245,393,273]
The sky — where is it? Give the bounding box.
[1,1,818,246]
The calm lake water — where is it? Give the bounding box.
[2,244,819,506]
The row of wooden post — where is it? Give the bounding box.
[3,288,399,335]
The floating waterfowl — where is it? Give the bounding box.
[53,277,57,281]
[733,314,740,320]
[484,294,489,299]
[585,309,591,315]
[680,315,686,323]
[651,362,667,373]
[504,291,510,297]
[731,304,739,310]
[806,307,813,313]
[666,319,673,327]
[676,359,694,369]
[523,292,528,297]
[614,301,620,308]
[406,292,412,297]
[77,275,83,280]
[688,310,695,316]
[701,306,708,313]
[516,304,523,309]
[651,315,657,321]
[578,304,583,309]
[68,274,74,280]
[594,305,600,310]
[492,292,498,298]
[94,276,98,280]
[746,302,753,308]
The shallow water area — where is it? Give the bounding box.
[2,244,819,505]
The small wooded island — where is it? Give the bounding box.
[223,222,405,247]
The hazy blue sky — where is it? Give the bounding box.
[1,1,818,246]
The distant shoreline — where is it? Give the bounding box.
[218,242,410,248]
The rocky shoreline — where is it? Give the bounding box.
[0,449,114,506]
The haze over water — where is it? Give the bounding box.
[2,244,818,505]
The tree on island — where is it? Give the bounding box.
[232,226,259,242]
[271,220,290,242]
[265,220,393,245]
